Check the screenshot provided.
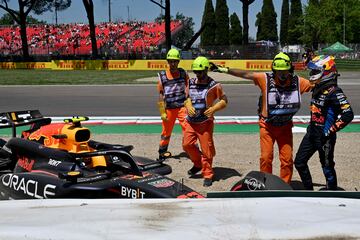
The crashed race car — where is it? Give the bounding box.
[0,110,204,199]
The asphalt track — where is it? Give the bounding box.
[0,72,359,117]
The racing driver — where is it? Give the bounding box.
[294,55,354,190]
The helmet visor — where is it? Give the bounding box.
[193,70,205,75]
[307,61,323,81]
[309,69,323,81]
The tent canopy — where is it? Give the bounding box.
[321,41,353,53]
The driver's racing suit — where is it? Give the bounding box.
[294,82,354,190]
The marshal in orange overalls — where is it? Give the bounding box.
[157,68,189,158]
[253,72,313,183]
[183,76,227,182]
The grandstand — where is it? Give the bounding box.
[2,19,358,62]
[0,20,183,57]
[0,19,286,61]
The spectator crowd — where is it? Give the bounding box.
[0,20,183,56]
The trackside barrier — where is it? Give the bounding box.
[0,198,359,239]
[0,59,305,71]
[207,190,360,199]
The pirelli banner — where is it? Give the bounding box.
[51,60,175,70]
[50,59,275,71]
[0,62,51,69]
[0,60,304,71]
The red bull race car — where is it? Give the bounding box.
[0,110,204,199]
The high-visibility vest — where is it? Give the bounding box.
[186,77,217,123]
[158,68,187,109]
[260,73,301,126]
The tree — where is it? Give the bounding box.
[0,12,15,24]
[343,0,360,43]
[155,12,195,49]
[301,0,360,45]
[318,0,360,44]
[280,0,289,45]
[173,13,194,49]
[229,12,242,45]
[200,0,215,47]
[154,13,166,23]
[240,0,255,44]
[0,0,57,59]
[214,0,229,46]
[287,0,303,44]
[82,0,98,58]
[300,0,319,49]
[257,0,278,41]
[27,15,46,24]
[52,0,71,25]
[150,0,171,52]
[255,12,262,41]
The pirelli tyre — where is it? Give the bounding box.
[230,171,293,191]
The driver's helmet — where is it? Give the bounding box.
[166,49,180,60]
[307,55,337,82]
[192,56,210,71]
[272,52,292,71]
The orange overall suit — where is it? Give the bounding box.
[183,76,227,182]
[253,72,313,183]
[157,68,189,156]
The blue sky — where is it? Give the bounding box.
[1,0,307,39]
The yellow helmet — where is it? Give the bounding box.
[272,52,292,71]
[192,56,210,71]
[166,49,180,60]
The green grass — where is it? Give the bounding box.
[1,123,359,136]
[0,70,159,85]
[0,68,357,85]
[0,69,252,85]
[336,59,360,70]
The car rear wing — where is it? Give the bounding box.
[0,110,51,137]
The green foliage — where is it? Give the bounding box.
[173,13,195,48]
[0,12,15,25]
[280,0,289,45]
[318,0,360,44]
[287,0,303,44]
[229,12,242,45]
[256,0,278,41]
[31,0,71,15]
[53,0,72,12]
[27,15,46,24]
[153,12,194,49]
[344,1,360,43]
[200,0,216,47]
[300,0,319,48]
[0,70,160,85]
[214,0,229,45]
[154,13,168,23]
[0,12,46,25]
[255,12,262,41]
[301,0,360,45]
